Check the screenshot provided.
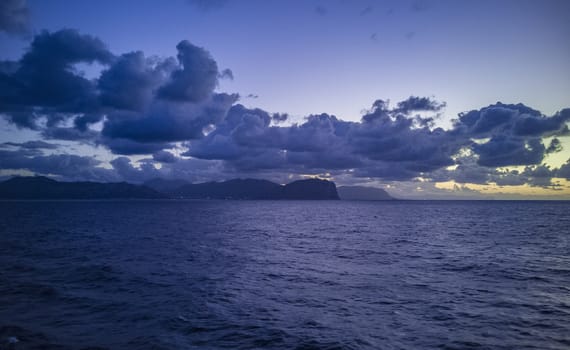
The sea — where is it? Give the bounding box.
[0,200,568,350]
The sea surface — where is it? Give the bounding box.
[0,200,569,350]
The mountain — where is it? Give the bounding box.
[175,179,283,199]
[144,178,190,193]
[0,176,341,200]
[0,176,165,199]
[282,179,339,200]
[171,178,339,200]
[337,186,395,200]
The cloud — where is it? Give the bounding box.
[185,105,357,174]
[513,108,570,137]
[0,31,239,154]
[101,138,172,156]
[219,68,234,80]
[450,103,569,168]
[110,156,161,183]
[546,138,563,154]
[0,0,29,35]
[1,140,59,150]
[98,51,175,112]
[351,100,460,174]
[157,40,220,103]
[97,40,238,149]
[557,159,570,180]
[271,113,288,124]
[0,149,117,182]
[395,96,446,114]
[102,93,237,144]
[182,99,570,184]
[0,29,114,129]
[0,30,569,191]
[42,127,99,142]
[152,150,178,163]
[473,136,545,167]
[452,103,569,138]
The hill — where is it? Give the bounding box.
[173,178,339,200]
[0,176,341,200]
[337,186,395,201]
[0,176,165,199]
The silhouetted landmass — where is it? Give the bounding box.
[0,176,165,199]
[144,178,190,193]
[282,179,340,200]
[172,178,340,200]
[337,186,396,200]
[0,177,340,200]
[175,179,282,199]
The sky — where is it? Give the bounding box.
[0,0,569,199]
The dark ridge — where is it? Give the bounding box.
[144,178,190,193]
[175,179,283,199]
[337,186,396,200]
[0,176,341,200]
[282,178,340,200]
[0,176,165,199]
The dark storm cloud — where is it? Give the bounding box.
[219,68,234,80]
[452,103,569,138]
[271,113,288,124]
[102,93,237,143]
[352,162,421,182]
[0,149,117,182]
[157,41,220,103]
[350,100,460,175]
[186,105,359,174]
[42,127,99,142]
[546,138,562,154]
[73,113,104,132]
[0,29,113,128]
[1,140,59,150]
[0,0,29,35]
[472,136,545,167]
[152,150,178,163]
[451,103,569,167]
[110,156,161,183]
[395,96,445,114]
[98,51,176,112]
[102,138,173,156]
[513,108,570,137]
[183,99,570,183]
[1,31,230,151]
[185,102,453,180]
[99,41,236,147]
[557,159,570,180]
[1,28,569,188]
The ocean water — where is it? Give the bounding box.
[0,200,569,350]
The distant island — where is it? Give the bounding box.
[0,176,165,199]
[0,176,396,200]
[145,178,340,200]
[337,186,395,201]
[0,176,341,200]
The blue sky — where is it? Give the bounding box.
[1,0,569,198]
